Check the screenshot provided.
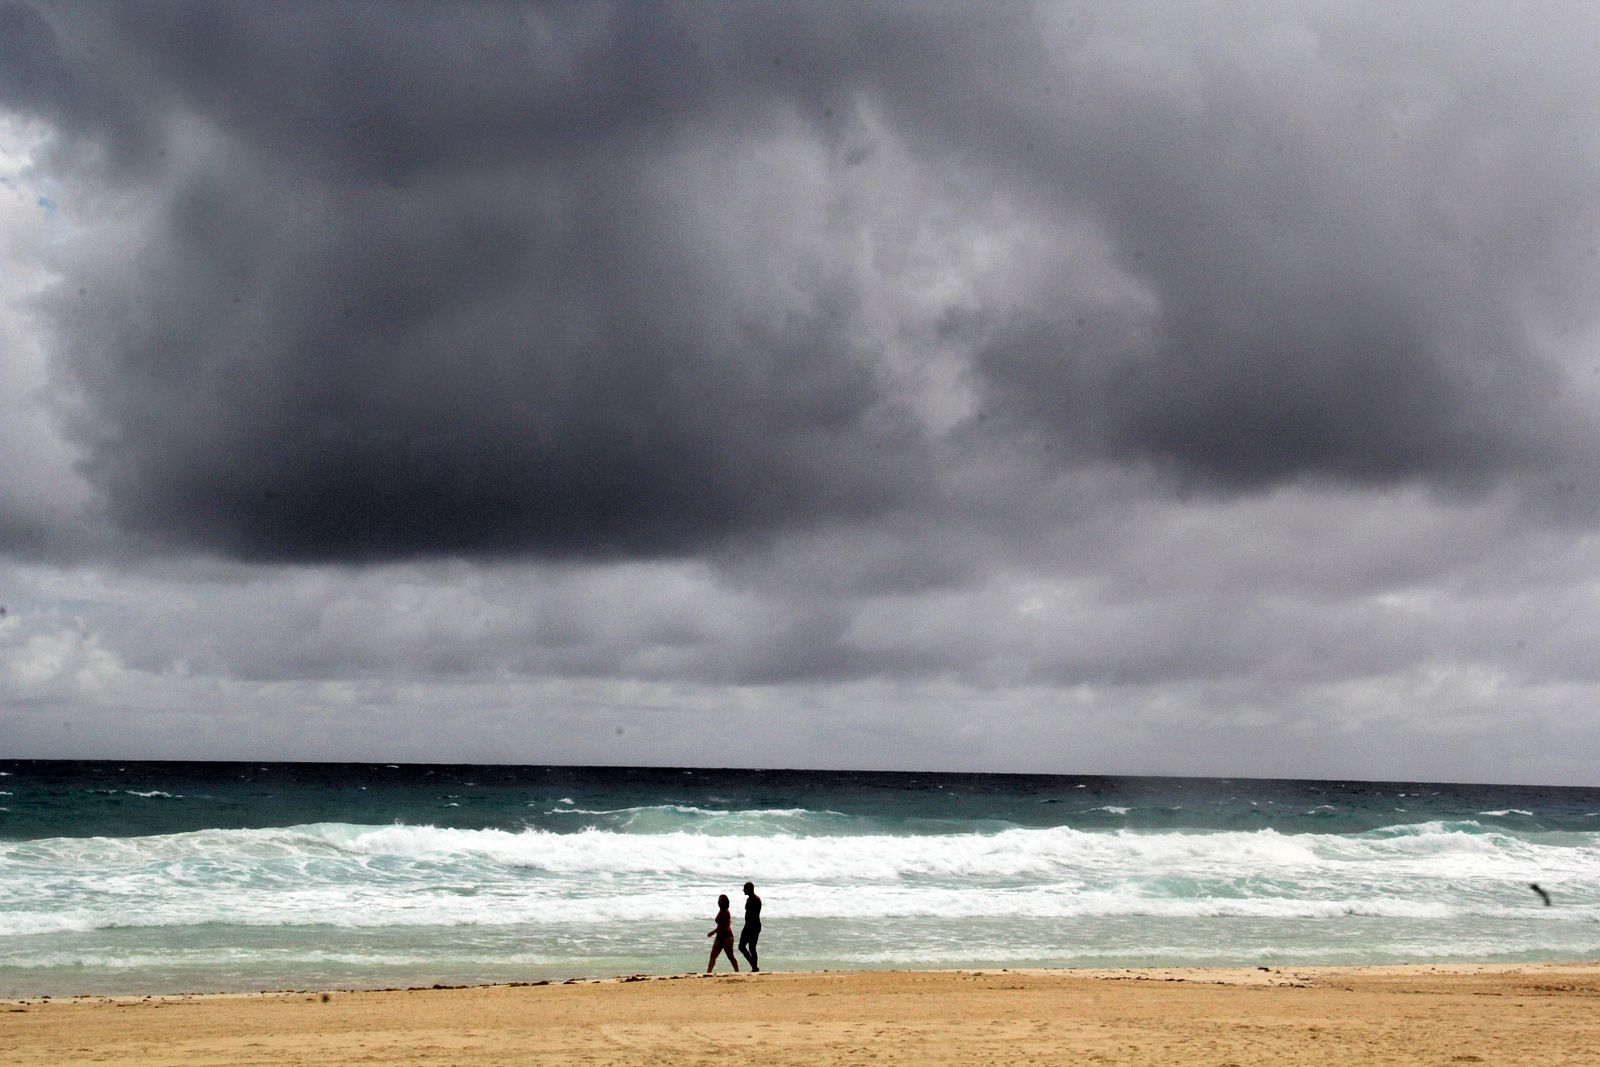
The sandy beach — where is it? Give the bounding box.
[4,963,1599,1066]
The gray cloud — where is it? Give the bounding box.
[4,2,1600,780]
[9,1,943,561]
[916,5,1599,495]
[5,1,1595,564]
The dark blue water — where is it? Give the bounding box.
[6,760,1598,839]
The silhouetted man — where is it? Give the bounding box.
[738,881,762,972]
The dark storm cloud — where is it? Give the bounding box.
[896,6,1599,494]
[5,0,941,560]
[4,1,1599,563]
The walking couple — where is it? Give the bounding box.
[706,881,761,973]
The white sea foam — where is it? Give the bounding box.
[1477,809,1535,817]
[1363,819,1483,836]
[539,804,825,820]
[3,820,1597,942]
[7,821,1598,885]
[4,876,1541,934]
[0,912,98,936]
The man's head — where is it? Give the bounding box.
[743,881,755,895]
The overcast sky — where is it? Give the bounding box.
[3,1,1599,783]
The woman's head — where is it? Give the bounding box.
[718,894,730,908]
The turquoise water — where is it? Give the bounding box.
[2,761,1598,995]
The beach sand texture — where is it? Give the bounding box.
[4,964,1600,1066]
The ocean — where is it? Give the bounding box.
[1,761,1597,997]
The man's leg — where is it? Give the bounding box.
[738,929,759,971]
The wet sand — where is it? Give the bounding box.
[4,963,1599,1066]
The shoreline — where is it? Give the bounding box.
[5,963,1600,1066]
[7,959,1600,1004]
[7,959,1600,1005]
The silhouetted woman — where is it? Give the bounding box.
[706,893,739,973]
